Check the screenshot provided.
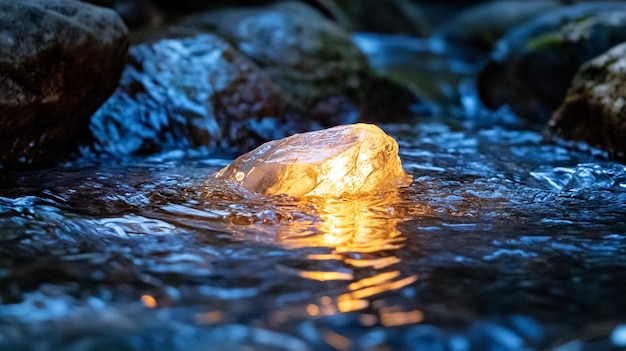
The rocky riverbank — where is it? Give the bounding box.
[3,0,626,167]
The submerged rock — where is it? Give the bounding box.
[477,2,626,123]
[547,43,626,161]
[177,1,420,124]
[0,0,128,167]
[89,33,314,157]
[214,123,412,197]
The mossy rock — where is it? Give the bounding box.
[478,2,626,124]
[547,42,626,161]
[176,1,420,124]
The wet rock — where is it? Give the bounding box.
[432,0,562,52]
[547,43,626,161]
[214,123,412,197]
[477,2,626,123]
[89,33,313,157]
[177,1,420,124]
[0,0,128,168]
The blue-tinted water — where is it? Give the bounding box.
[1,34,626,351]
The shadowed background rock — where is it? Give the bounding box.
[477,2,626,124]
[0,0,128,168]
[214,123,412,197]
[548,42,626,161]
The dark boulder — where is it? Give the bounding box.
[478,2,626,124]
[547,42,626,161]
[0,0,128,168]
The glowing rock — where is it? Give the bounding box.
[214,123,412,197]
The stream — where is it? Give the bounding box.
[1,34,626,351]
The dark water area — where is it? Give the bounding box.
[2,35,626,351]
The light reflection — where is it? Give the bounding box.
[195,310,223,324]
[281,191,411,254]
[380,308,424,327]
[140,294,157,308]
[199,178,429,324]
[343,256,401,269]
[344,275,418,301]
[322,329,352,351]
[296,270,354,281]
[276,192,410,284]
[349,271,402,291]
[336,296,369,313]
[306,304,320,317]
[279,191,425,321]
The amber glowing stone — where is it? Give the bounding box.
[214,123,412,197]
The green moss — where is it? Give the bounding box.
[526,32,564,51]
[525,15,598,52]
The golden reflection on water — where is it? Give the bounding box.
[280,190,428,325]
[140,294,157,308]
[279,191,411,253]
[194,182,430,326]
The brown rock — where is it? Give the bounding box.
[0,0,128,168]
[547,42,626,160]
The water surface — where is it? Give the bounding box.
[1,35,626,351]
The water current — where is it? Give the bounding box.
[1,34,626,351]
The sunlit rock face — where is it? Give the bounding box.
[214,124,412,197]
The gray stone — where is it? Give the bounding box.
[0,0,128,167]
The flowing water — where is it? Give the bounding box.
[1,35,626,351]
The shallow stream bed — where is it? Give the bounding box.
[2,116,626,350]
[1,35,626,351]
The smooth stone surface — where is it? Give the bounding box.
[214,123,412,197]
[0,0,128,167]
